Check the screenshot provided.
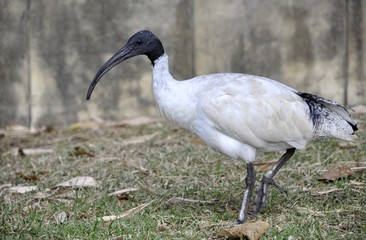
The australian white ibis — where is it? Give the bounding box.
[86,30,358,223]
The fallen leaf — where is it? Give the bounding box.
[55,211,67,224]
[318,165,352,182]
[108,188,138,201]
[122,133,158,146]
[25,148,44,155]
[218,220,270,240]
[108,188,139,197]
[349,180,364,186]
[17,172,41,181]
[8,185,38,193]
[121,159,149,173]
[311,187,340,196]
[167,197,216,205]
[101,200,154,222]
[10,147,53,157]
[55,176,98,188]
[69,146,95,157]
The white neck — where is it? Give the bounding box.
[151,54,195,129]
[152,54,173,89]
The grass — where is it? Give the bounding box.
[0,114,365,239]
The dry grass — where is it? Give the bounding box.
[0,114,365,239]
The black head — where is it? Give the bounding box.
[86,30,164,100]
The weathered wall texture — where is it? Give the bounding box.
[1,0,365,128]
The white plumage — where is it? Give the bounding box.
[152,53,356,159]
[87,30,358,223]
[153,54,314,160]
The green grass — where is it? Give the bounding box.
[0,115,365,239]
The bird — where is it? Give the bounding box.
[86,30,358,224]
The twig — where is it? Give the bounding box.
[100,200,154,222]
[167,196,217,205]
[350,166,366,172]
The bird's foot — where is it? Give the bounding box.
[233,214,256,225]
[233,220,244,225]
[253,175,287,215]
[264,175,287,195]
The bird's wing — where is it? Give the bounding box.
[297,92,357,128]
[196,75,314,151]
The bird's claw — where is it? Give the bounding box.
[253,175,287,215]
[265,176,288,195]
[233,220,244,225]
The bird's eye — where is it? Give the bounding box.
[136,40,142,45]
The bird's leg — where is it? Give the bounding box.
[237,162,256,224]
[253,148,296,215]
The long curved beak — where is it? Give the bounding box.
[86,45,134,100]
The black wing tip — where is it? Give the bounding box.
[348,121,358,132]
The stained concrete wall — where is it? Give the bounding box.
[1,0,365,128]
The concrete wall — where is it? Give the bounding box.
[1,0,365,128]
